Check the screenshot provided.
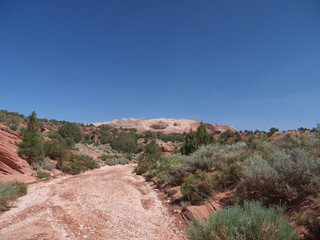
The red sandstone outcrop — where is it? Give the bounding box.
[0,124,34,182]
[92,118,236,134]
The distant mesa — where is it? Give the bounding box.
[91,118,236,134]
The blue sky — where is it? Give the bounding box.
[0,0,319,131]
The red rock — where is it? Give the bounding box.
[91,118,236,134]
[0,123,34,182]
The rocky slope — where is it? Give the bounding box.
[0,124,34,182]
[92,118,236,134]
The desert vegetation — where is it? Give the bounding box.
[1,109,319,239]
[134,122,320,239]
[0,181,27,211]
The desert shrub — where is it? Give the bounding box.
[44,139,66,160]
[18,111,45,165]
[220,129,235,140]
[0,181,27,211]
[143,154,192,185]
[111,132,138,153]
[156,171,173,184]
[84,134,90,140]
[273,133,301,150]
[82,139,94,145]
[181,170,214,205]
[213,151,246,190]
[61,154,99,174]
[84,158,100,169]
[104,157,129,165]
[158,133,185,142]
[33,160,56,171]
[48,132,60,139]
[99,154,119,160]
[144,139,161,154]
[144,130,156,139]
[124,152,133,160]
[247,139,275,161]
[190,144,216,171]
[163,156,193,185]
[165,188,178,196]
[9,123,18,131]
[100,135,112,144]
[186,200,297,240]
[37,170,51,179]
[64,136,76,148]
[145,169,157,180]
[58,122,82,143]
[240,148,320,205]
[134,151,163,175]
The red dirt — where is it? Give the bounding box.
[0,164,185,240]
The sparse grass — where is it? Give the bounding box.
[0,181,27,211]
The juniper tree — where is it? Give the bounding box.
[18,111,44,165]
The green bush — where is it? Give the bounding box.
[111,132,138,153]
[61,154,99,175]
[58,122,82,143]
[134,151,163,175]
[190,144,216,171]
[144,130,156,139]
[144,139,161,154]
[64,136,76,148]
[0,181,27,211]
[161,155,193,185]
[186,200,297,240]
[100,135,112,144]
[158,133,185,142]
[44,139,66,160]
[37,170,51,179]
[240,148,320,205]
[213,152,245,190]
[181,122,215,155]
[181,170,214,205]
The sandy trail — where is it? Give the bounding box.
[0,164,184,240]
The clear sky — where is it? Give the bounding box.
[0,0,319,131]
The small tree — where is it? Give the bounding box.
[196,122,211,146]
[267,127,279,137]
[18,111,44,165]
[181,122,215,155]
[181,129,198,155]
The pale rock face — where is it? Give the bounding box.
[91,118,236,133]
[0,123,34,182]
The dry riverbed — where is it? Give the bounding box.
[0,164,185,240]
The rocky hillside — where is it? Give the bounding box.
[92,118,236,134]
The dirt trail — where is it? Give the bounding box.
[0,164,185,240]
